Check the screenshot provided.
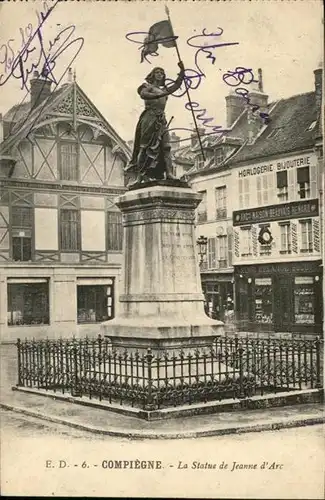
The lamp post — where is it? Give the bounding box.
[196,235,208,268]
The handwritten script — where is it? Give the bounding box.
[0,0,84,137]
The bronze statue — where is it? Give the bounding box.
[126,63,185,186]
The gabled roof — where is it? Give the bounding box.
[174,88,321,178]
[1,81,131,160]
[229,92,318,165]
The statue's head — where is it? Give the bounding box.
[145,67,166,85]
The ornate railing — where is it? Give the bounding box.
[16,335,323,410]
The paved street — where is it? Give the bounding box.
[1,407,324,498]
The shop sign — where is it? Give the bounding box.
[235,261,322,276]
[237,155,311,178]
[233,199,319,226]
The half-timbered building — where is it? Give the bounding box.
[0,70,131,340]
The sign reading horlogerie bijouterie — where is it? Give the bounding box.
[233,199,319,226]
[237,155,312,177]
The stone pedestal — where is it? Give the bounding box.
[101,181,224,350]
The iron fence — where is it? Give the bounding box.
[16,335,323,410]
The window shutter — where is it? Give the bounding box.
[239,179,243,208]
[252,226,258,256]
[310,164,317,198]
[288,169,296,201]
[227,227,233,266]
[244,178,250,207]
[208,237,216,269]
[107,212,123,251]
[291,222,298,253]
[313,219,320,252]
[234,229,240,258]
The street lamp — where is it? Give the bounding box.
[196,235,208,267]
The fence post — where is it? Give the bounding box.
[144,348,155,411]
[17,338,22,386]
[315,337,321,389]
[71,344,82,397]
[238,344,245,399]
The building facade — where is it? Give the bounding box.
[232,151,322,334]
[0,72,130,341]
[175,67,323,335]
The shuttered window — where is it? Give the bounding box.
[60,142,78,181]
[107,212,123,251]
[60,209,80,250]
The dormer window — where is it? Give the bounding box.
[214,148,224,165]
[195,154,204,170]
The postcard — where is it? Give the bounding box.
[0,0,324,498]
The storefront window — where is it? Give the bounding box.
[7,281,49,326]
[294,276,315,324]
[254,278,272,324]
[77,285,113,323]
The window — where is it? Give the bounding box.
[77,285,113,323]
[297,167,310,199]
[241,227,252,256]
[279,223,291,254]
[60,209,80,250]
[294,276,315,324]
[195,154,204,170]
[217,235,227,267]
[12,237,32,261]
[214,148,224,165]
[300,219,313,252]
[207,237,217,269]
[239,178,250,208]
[257,175,271,205]
[254,277,273,324]
[277,171,288,201]
[107,212,123,251]
[215,186,227,219]
[197,190,207,222]
[7,281,49,326]
[60,142,78,181]
[11,206,33,262]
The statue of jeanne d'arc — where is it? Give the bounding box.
[125,62,185,186]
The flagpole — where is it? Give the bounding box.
[165,5,206,162]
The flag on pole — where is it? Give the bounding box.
[141,20,177,63]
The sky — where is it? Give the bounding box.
[0,0,323,144]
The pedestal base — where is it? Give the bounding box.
[101,316,224,351]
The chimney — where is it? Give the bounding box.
[30,70,52,108]
[225,92,246,127]
[258,68,263,92]
[246,69,269,144]
[170,132,180,150]
[314,67,323,117]
[191,127,205,148]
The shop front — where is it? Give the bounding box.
[201,273,234,322]
[234,261,322,335]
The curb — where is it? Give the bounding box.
[1,402,324,440]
